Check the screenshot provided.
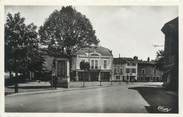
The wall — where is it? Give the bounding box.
[162,17,178,90]
[112,63,138,81]
[73,53,113,71]
[137,63,163,82]
[124,63,138,79]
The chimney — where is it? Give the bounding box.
[119,54,120,58]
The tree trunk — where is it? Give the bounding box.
[83,72,85,87]
[69,57,72,81]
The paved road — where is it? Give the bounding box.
[5,84,150,113]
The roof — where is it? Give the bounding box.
[76,46,113,56]
[113,57,156,65]
[113,57,137,65]
[161,17,178,35]
[137,60,156,65]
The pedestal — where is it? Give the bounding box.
[55,58,70,88]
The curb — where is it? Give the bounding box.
[166,91,178,97]
[5,84,117,97]
[5,82,163,97]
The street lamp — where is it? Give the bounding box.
[98,59,102,86]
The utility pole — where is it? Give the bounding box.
[83,71,85,87]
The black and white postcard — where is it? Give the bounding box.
[1,0,182,117]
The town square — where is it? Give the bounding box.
[4,6,178,113]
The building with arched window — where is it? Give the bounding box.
[71,46,113,81]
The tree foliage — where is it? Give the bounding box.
[155,50,165,70]
[39,6,99,57]
[5,12,44,77]
[80,60,90,71]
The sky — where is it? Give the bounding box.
[5,6,178,60]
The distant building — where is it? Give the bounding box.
[71,46,113,81]
[137,60,163,82]
[112,56,163,82]
[161,17,178,90]
[112,56,138,81]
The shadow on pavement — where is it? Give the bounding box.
[128,86,178,113]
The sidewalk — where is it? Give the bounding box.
[5,81,52,95]
[5,81,118,96]
[5,81,163,96]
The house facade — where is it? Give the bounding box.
[71,46,113,81]
[137,60,163,82]
[161,17,178,90]
[112,56,163,82]
[112,57,138,81]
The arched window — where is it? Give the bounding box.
[104,60,107,68]
[95,60,98,69]
[91,60,94,69]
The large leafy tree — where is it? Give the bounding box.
[39,6,99,57]
[5,12,44,80]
